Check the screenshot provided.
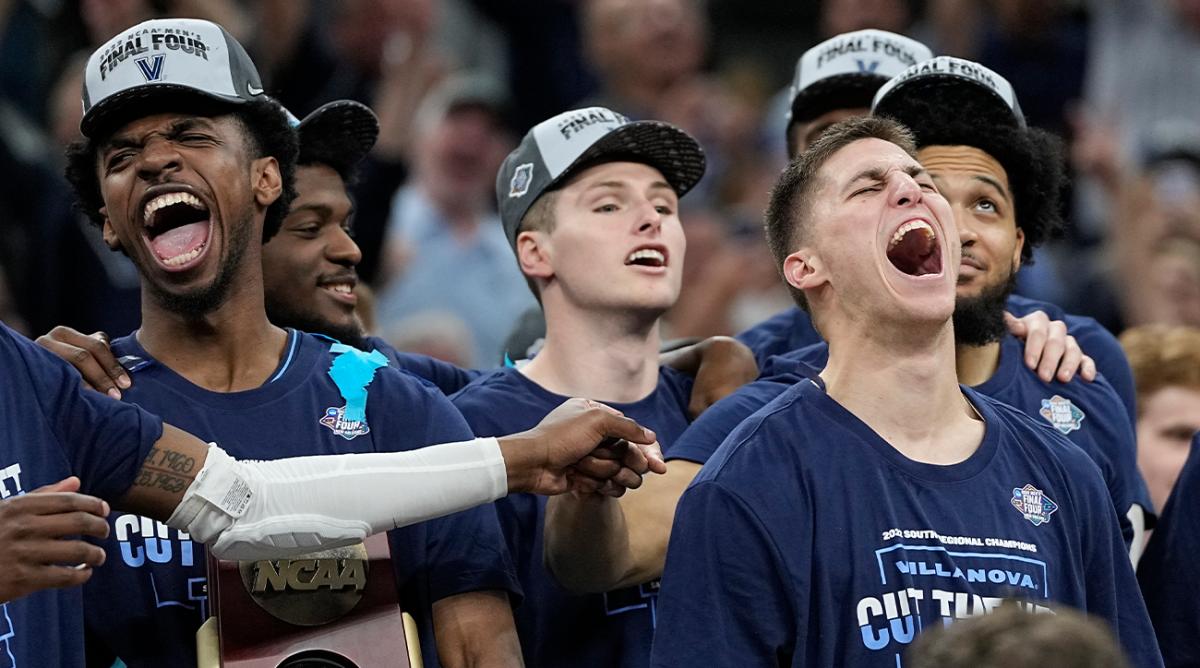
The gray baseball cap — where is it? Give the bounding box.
[787,29,932,127]
[81,18,265,139]
[496,107,706,248]
[872,56,1026,129]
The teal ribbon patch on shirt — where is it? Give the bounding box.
[327,343,389,423]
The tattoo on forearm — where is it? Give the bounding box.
[135,446,196,494]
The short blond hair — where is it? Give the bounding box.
[1120,325,1200,414]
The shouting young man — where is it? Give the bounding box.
[651,116,1161,667]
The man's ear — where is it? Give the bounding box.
[252,157,283,209]
[1011,227,1026,271]
[516,230,553,280]
[782,247,827,293]
[99,207,123,251]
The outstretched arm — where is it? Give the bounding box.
[119,399,662,560]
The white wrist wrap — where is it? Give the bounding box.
[166,439,508,560]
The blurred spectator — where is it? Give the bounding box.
[581,0,708,120]
[383,311,475,369]
[253,0,439,116]
[1101,128,1200,330]
[1084,0,1200,159]
[27,52,142,337]
[820,0,913,37]
[976,0,1087,138]
[373,75,534,366]
[1121,325,1200,513]
[906,601,1131,668]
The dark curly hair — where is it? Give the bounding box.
[64,97,298,243]
[875,90,1067,264]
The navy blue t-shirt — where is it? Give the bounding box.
[736,295,1137,426]
[0,322,162,668]
[671,336,1151,542]
[652,382,1162,668]
[451,366,693,668]
[364,335,483,396]
[1139,434,1200,668]
[83,330,518,668]
[734,306,821,369]
[1005,294,1136,428]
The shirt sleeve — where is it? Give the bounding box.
[666,386,776,464]
[1139,440,1200,668]
[421,502,523,605]
[1072,320,1138,429]
[9,325,162,500]
[1077,455,1164,667]
[651,480,800,667]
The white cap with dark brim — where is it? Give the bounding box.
[872,56,1026,129]
[81,18,265,139]
[787,29,933,126]
[496,107,706,249]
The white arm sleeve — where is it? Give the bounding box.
[166,440,508,560]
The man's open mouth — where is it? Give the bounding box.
[625,247,668,268]
[886,220,942,277]
[143,191,212,268]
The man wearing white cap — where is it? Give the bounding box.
[451,106,706,668]
[54,18,662,668]
[651,114,1162,668]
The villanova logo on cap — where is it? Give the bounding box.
[509,163,534,198]
[135,54,165,82]
[856,59,881,73]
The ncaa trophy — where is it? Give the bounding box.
[197,534,422,667]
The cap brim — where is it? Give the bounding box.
[552,120,706,197]
[789,74,889,125]
[875,76,1025,130]
[80,84,248,139]
[298,100,380,171]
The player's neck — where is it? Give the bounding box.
[821,320,984,465]
[521,307,663,403]
[954,340,1002,387]
[136,269,288,393]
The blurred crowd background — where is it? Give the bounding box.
[3,0,1200,370]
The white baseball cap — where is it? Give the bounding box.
[81,18,265,138]
[872,56,1026,128]
[787,29,933,126]
[496,107,706,248]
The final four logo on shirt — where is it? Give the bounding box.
[1011,483,1059,526]
[1039,395,1085,434]
[509,163,534,198]
[319,405,369,440]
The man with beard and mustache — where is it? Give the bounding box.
[58,18,665,668]
[665,58,1152,561]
